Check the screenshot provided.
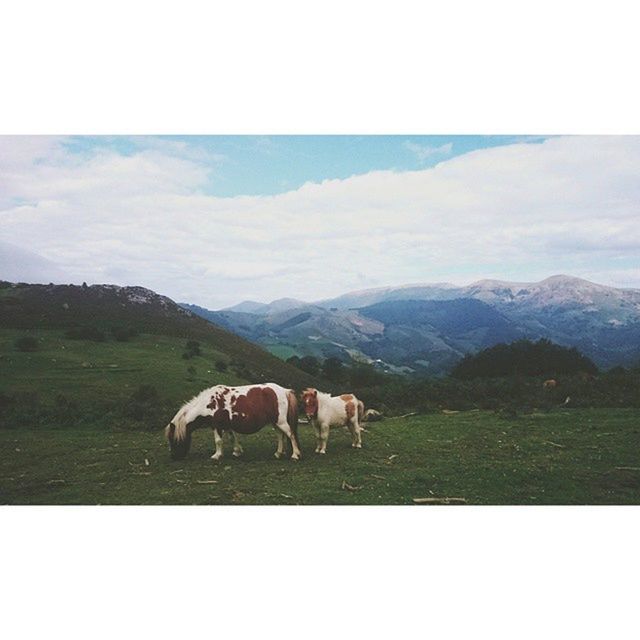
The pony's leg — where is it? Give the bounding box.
[318,422,330,454]
[232,431,244,458]
[274,428,286,459]
[348,418,362,448]
[276,420,301,461]
[313,419,322,453]
[211,429,224,461]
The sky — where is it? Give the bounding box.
[0,135,639,309]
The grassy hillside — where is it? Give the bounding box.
[1,408,639,504]
[0,281,318,430]
[1,328,242,406]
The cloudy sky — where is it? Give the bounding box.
[0,135,638,308]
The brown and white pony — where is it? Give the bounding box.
[165,383,301,461]
[300,388,363,454]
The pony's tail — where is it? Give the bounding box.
[357,399,365,423]
[286,389,300,450]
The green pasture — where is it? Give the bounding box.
[1,408,638,505]
[0,328,246,408]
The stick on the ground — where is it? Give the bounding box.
[413,497,467,505]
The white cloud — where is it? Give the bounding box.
[1,135,639,308]
[0,240,72,284]
[403,140,453,163]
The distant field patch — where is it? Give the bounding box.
[266,344,301,360]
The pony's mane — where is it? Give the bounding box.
[168,386,216,442]
[303,387,331,398]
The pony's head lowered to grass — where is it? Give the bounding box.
[164,393,207,460]
[165,386,235,459]
[165,420,192,460]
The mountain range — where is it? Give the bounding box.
[181,275,640,374]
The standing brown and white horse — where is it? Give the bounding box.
[165,382,301,461]
[301,388,363,454]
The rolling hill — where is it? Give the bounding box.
[0,281,318,423]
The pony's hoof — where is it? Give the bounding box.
[211,454,222,461]
[318,450,326,455]
[352,443,362,449]
[232,451,243,458]
[291,455,300,462]
[274,452,283,459]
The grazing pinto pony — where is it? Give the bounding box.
[165,383,300,461]
[301,388,363,454]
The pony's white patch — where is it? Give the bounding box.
[305,390,363,454]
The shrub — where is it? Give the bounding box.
[111,326,138,342]
[0,391,15,416]
[182,340,201,359]
[452,339,597,380]
[298,355,320,376]
[15,336,39,352]
[124,385,162,423]
[130,385,158,403]
[233,363,253,380]
[50,394,79,422]
[322,357,344,382]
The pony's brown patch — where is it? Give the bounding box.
[227,386,279,434]
[206,387,234,430]
[340,394,354,401]
[206,388,226,412]
[301,388,319,417]
[345,400,356,420]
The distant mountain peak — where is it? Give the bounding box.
[468,278,532,289]
[540,274,593,285]
[224,297,307,315]
[224,300,268,314]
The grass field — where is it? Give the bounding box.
[1,408,639,505]
[265,343,301,360]
[0,328,245,407]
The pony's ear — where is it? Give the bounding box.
[313,389,318,397]
[166,423,175,440]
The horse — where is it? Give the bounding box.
[165,382,301,461]
[543,379,557,390]
[300,388,363,454]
